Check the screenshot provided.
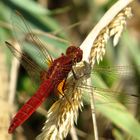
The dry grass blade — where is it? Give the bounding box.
[0,47,12,140]
[0,101,12,140]
[90,7,132,66]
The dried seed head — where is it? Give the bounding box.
[36,94,83,140]
[90,7,133,67]
[36,81,83,140]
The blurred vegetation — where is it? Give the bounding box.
[0,0,140,140]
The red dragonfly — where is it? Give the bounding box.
[6,42,82,133]
[6,12,83,133]
[6,12,140,134]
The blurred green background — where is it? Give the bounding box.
[0,0,140,140]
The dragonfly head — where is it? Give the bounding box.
[66,46,83,63]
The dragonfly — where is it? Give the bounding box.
[6,42,83,133]
[6,12,83,133]
[6,11,140,134]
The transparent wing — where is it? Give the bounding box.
[78,83,139,105]
[9,11,54,84]
[5,42,42,84]
[90,65,140,89]
[66,62,140,106]
[93,65,140,79]
[12,11,53,64]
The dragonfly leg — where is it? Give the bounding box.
[56,79,72,105]
[57,79,66,96]
[72,68,78,80]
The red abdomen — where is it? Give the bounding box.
[8,79,54,133]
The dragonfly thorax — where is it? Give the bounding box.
[66,46,83,63]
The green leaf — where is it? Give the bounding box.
[11,0,51,15]
[96,102,140,139]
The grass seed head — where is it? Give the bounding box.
[90,7,133,67]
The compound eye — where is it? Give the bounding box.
[75,50,83,62]
[66,46,77,55]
